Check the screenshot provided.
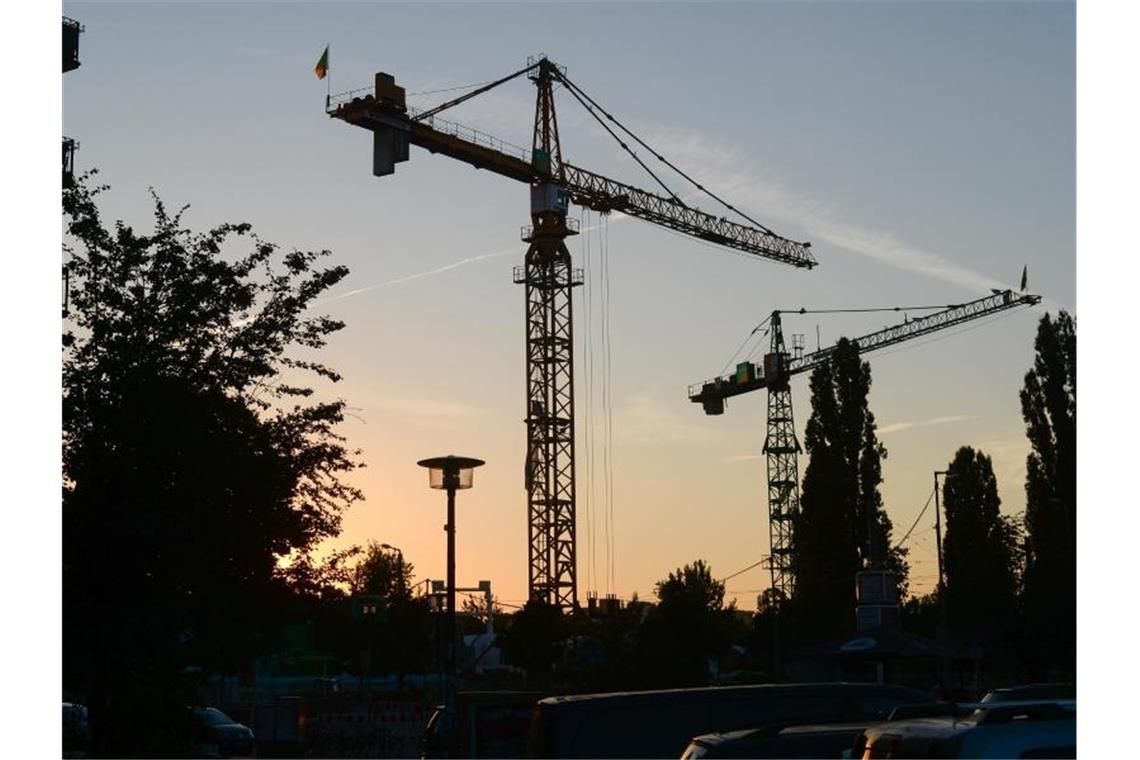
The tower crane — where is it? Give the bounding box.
[688,288,1042,603]
[329,56,816,610]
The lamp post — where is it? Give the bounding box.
[417,455,484,706]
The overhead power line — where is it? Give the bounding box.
[895,487,937,550]
[719,558,767,583]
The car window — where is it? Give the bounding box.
[197,708,233,726]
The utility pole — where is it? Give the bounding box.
[934,469,950,691]
[934,471,947,593]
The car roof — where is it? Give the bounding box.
[692,719,879,747]
[537,681,914,705]
[868,699,1075,738]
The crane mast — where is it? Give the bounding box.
[329,56,814,610]
[516,58,580,610]
[689,289,1041,601]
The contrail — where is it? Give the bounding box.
[644,127,1067,308]
[319,246,522,304]
[319,213,630,304]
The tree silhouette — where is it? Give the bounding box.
[349,541,415,600]
[635,560,738,688]
[1019,311,1076,673]
[62,174,361,755]
[941,446,1021,653]
[498,600,564,676]
[791,338,907,643]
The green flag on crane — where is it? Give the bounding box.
[314,45,329,80]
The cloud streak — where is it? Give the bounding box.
[319,246,523,304]
[643,127,1026,297]
[319,212,634,305]
[878,413,980,435]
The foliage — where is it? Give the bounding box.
[61,174,361,754]
[498,601,565,675]
[278,545,364,602]
[460,594,505,631]
[941,447,1021,648]
[349,541,415,600]
[635,560,738,688]
[790,338,907,643]
[1019,311,1076,672]
[900,592,941,640]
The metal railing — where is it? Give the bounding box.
[520,217,580,241]
[512,264,584,286]
[328,90,533,165]
[327,86,376,110]
[408,105,531,164]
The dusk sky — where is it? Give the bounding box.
[62,1,1075,610]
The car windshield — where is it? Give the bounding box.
[197,708,233,726]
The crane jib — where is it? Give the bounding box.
[329,79,815,268]
[689,290,1042,409]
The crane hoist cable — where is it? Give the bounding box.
[719,315,772,377]
[411,60,540,123]
[601,213,616,594]
[777,304,967,315]
[406,80,495,98]
[555,70,784,238]
[554,75,682,203]
[582,208,599,594]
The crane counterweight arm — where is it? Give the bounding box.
[689,290,1042,410]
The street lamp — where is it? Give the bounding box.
[417,455,484,703]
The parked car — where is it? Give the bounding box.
[421,691,547,758]
[63,703,90,757]
[192,707,255,758]
[854,700,1075,759]
[526,682,930,759]
[682,720,881,759]
[981,683,1075,703]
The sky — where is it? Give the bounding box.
[61,0,1075,611]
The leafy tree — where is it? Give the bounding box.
[460,594,505,631]
[1019,311,1076,672]
[900,592,941,640]
[790,338,907,643]
[62,174,361,755]
[339,542,430,683]
[278,545,364,603]
[498,601,564,676]
[635,560,738,688]
[941,447,1021,651]
[349,541,415,601]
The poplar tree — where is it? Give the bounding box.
[1019,311,1076,672]
[941,446,1021,648]
[791,339,907,642]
